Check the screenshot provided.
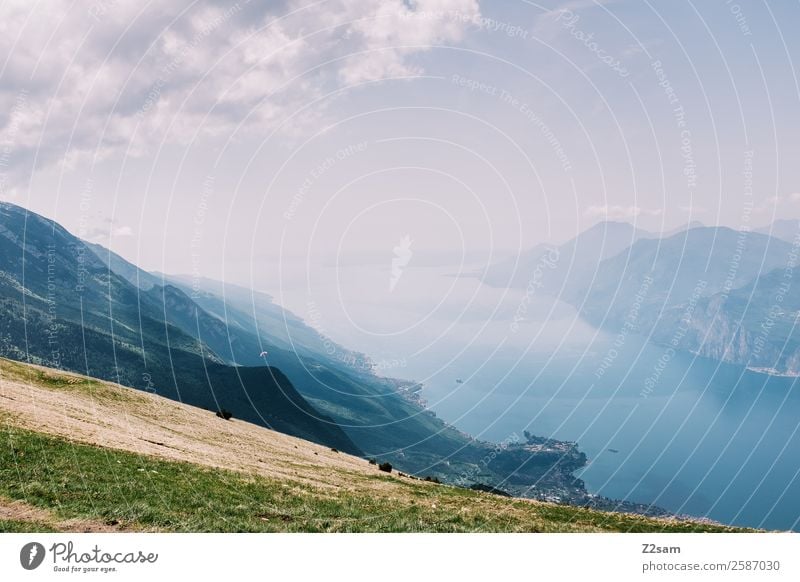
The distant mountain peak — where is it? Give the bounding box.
[755,218,800,244]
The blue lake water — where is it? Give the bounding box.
[271,263,800,531]
[419,334,800,532]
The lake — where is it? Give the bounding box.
[419,335,800,532]
[267,261,800,531]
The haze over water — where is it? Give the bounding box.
[266,259,800,531]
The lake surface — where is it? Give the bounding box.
[267,261,800,531]
[419,337,800,532]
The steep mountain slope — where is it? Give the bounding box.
[755,219,800,245]
[86,240,161,290]
[0,357,746,532]
[567,226,800,375]
[478,221,650,300]
[0,202,360,454]
[165,278,600,501]
[164,274,368,365]
[653,265,800,374]
[89,248,590,494]
[2,202,591,499]
[578,226,793,330]
[476,220,799,375]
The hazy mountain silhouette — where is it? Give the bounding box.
[0,201,588,494]
[754,219,800,245]
[478,219,800,374]
[0,201,360,454]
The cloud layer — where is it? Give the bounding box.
[0,0,480,188]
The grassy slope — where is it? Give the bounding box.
[0,519,57,533]
[0,359,749,533]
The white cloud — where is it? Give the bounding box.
[337,0,479,84]
[0,0,480,183]
[584,204,662,220]
[83,219,134,242]
[790,192,800,202]
[112,225,134,237]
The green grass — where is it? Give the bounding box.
[0,425,750,533]
[0,518,58,533]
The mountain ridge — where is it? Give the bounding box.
[0,201,593,502]
[0,201,361,454]
[476,218,800,376]
[0,356,743,532]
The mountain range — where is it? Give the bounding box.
[0,355,737,532]
[0,201,589,500]
[9,199,795,512]
[0,202,359,454]
[480,218,800,375]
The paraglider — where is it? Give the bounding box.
[259,351,269,358]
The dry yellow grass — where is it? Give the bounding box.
[0,357,390,491]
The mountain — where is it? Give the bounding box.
[478,221,650,302]
[0,201,360,454]
[578,226,793,331]
[159,273,370,367]
[478,220,708,293]
[652,264,800,375]
[661,219,704,237]
[0,357,740,532]
[117,260,591,495]
[571,225,800,375]
[477,220,800,375]
[1,202,591,499]
[87,245,383,369]
[755,219,800,245]
[86,241,161,290]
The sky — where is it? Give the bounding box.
[1,0,799,290]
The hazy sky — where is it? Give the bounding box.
[1,0,799,287]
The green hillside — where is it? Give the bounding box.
[0,202,360,455]
[0,358,747,533]
[0,201,589,495]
